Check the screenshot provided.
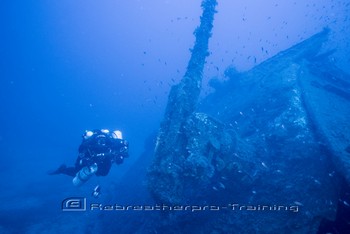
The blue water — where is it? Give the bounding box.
[1,0,349,233]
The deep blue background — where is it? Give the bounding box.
[0,0,349,232]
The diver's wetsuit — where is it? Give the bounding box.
[56,129,128,177]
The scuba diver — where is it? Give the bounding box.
[48,129,129,187]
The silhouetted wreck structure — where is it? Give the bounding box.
[147,0,350,232]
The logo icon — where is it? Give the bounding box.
[62,197,86,211]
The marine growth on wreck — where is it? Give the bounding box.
[147,0,350,233]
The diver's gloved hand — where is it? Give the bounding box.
[120,140,129,157]
[47,164,67,175]
[89,163,98,173]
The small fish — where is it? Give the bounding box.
[212,186,218,191]
[261,162,268,168]
[314,179,321,185]
[294,201,304,206]
[343,200,350,207]
[218,182,226,189]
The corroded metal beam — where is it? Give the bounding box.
[154,0,217,162]
[149,0,218,203]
